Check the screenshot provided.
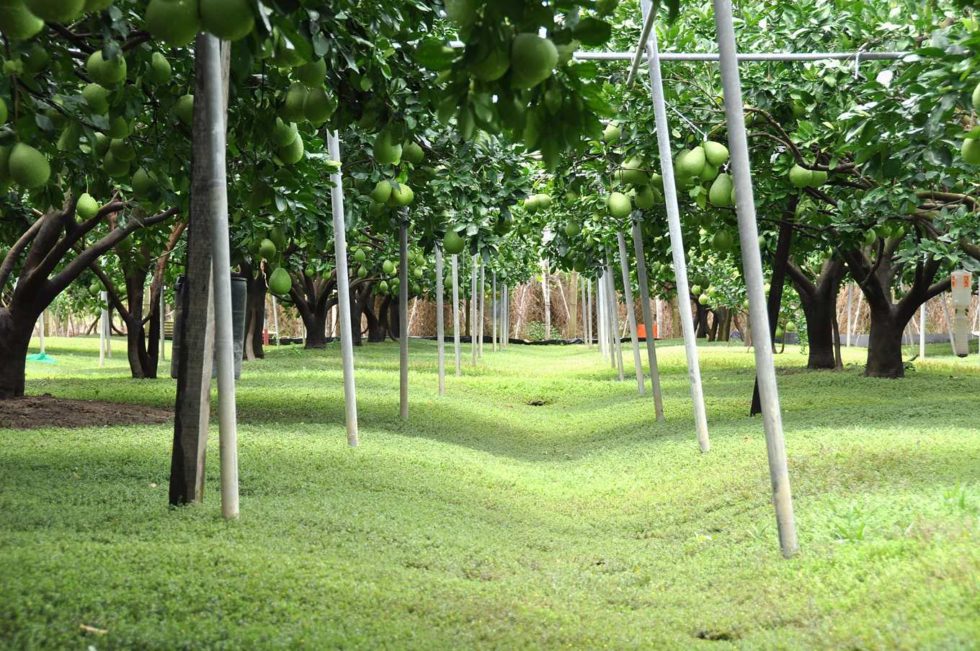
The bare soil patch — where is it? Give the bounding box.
[0,394,172,430]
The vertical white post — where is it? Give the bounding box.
[632,221,666,420]
[326,130,359,446]
[712,0,797,557]
[605,259,625,380]
[271,296,280,344]
[471,255,478,364]
[435,245,446,395]
[580,280,587,344]
[451,255,462,375]
[943,295,956,355]
[399,217,409,420]
[618,233,645,395]
[640,1,710,451]
[479,262,486,357]
[159,287,166,361]
[597,272,607,358]
[99,291,107,367]
[586,279,593,348]
[541,260,551,339]
[38,310,46,355]
[919,299,927,359]
[492,271,498,352]
[655,297,664,340]
[199,34,238,520]
[845,283,854,347]
[503,284,509,347]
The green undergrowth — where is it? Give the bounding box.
[1,336,977,649]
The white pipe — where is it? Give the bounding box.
[632,221,666,420]
[574,50,907,62]
[399,217,409,420]
[586,279,593,348]
[435,245,446,395]
[471,255,478,364]
[845,283,853,347]
[919,300,926,359]
[492,271,497,352]
[617,233,645,395]
[479,261,485,357]
[640,0,710,451]
[159,287,166,361]
[326,130,359,446]
[199,34,238,520]
[605,259,625,380]
[452,255,462,375]
[99,291,107,367]
[541,260,551,339]
[713,0,797,557]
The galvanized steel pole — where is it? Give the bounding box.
[618,232,646,395]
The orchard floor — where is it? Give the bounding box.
[1,336,978,649]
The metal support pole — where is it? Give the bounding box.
[38,310,46,355]
[160,287,166,361]
[451,255,462,375]
[605,257,625,380]
[618,233,645,395]
[713,0,797,557]
[586,279,593,349]
[541,260,551,340]
[200,34,238,520]
[597,271,607,358]
[435,245,446,395]
[399,217,409,420]
[631,220,666,420]
[920,299,927,359]
[845,283,853,347]
[471,255,478,365]
[271,296,280,344]
[492,272,498,352]
[503,284,509,348]
[326,130,359,446]
[640,0,709,450]
[479,262,486,357]
[99,291,107,367]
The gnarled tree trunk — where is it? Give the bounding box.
[788,257,845,370]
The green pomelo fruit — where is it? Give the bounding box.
[295,58,326,87]
[370,180,392,204]
[708,173,734,208]
[634,185,660,210]
[92,132,110,155]
[303,87,334,125]
[510,34,558,90]
[702,140,729,167]
[109,138,135,162]
[402,141,424,164]
[353,249,366,263]
[699,162,719,182]
[24,0,83,22]
[199,0,253,41]
[443,230,465,255]
[471,47,509,82]
[382,260,395,275]
[175,94,194,126]
[602,123,621,143]
[144,0,199,46]
[277,133,304,165]
[272,118,298,147]
[102,150,130,178]
[132,167,154,196]
[0,97,6,123]
[148,52,171,84]
[675,147,706,178]
[563,221,581,237]
[87,50,126,87]
[808,170,828,187]
[107,115,129,138]
[281,83,308,122]
[445,0,478,27]
[973,81,980,112]
[373,131,402,165]
[962,137,980,162]
[268,267,291,296]
[57,122,81,151]
[712,230,734,251]
[606,191,632,218]
[0,0,44,40]
[357,265,368,279]
[788,164,812,188]
[9,142,49,188]
[259,238,276,260]
[77,192,99,219]
[376,280,389,294]
[390,183,414,206]
[82,82,109,113]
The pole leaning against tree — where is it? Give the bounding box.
[435,245,446,395]
[605,257,625,380]
[639,0,709,451]
[326,131,359,446]
[618,232,646,395]
[471,255,478,365]
[479,262,486,357]
[399,215,409,420]
[492,271,498,352]
[712,0,798,557]
[632,219,666,420]
[451,254,462,375]
[199,34,239,519]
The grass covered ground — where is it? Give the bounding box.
[2,335,978,649]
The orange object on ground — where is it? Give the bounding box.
[637,324,646,339]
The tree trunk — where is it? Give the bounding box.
[800,294,836,370]
[387,298,400,340]
[242,265,266,360]
[366,296,386,342]
[695,301,709,338]
[865,307,907,378]
[0,309,31,398]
